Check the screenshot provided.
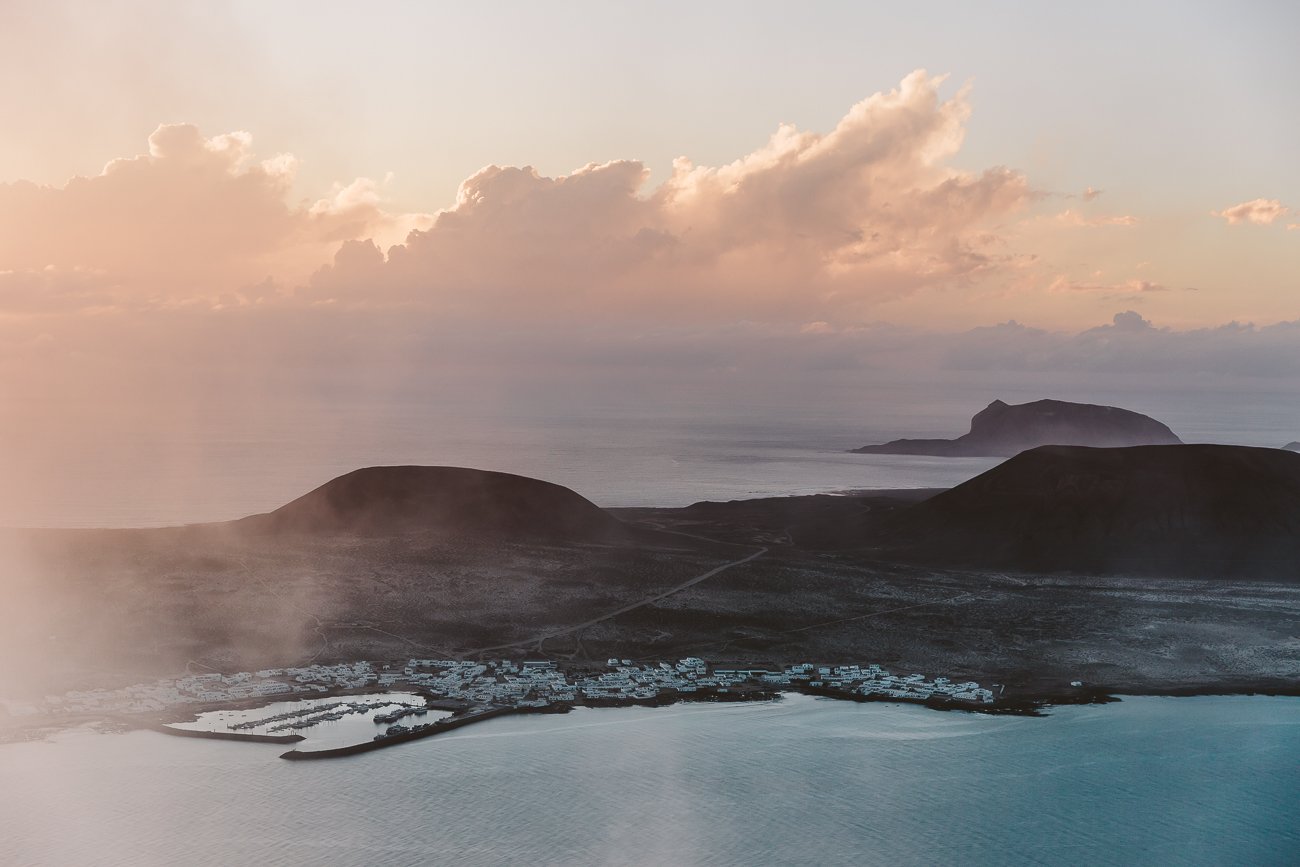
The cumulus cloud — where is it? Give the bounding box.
[308,70,1034,321]
[0,124,426,312]
[7,71,1284,351]
[1,74,1038,320]
[1214,198,1289,225]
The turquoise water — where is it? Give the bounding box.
[3,385,1297,864]
[2,694,1296,866]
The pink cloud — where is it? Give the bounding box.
[1047,276,1176,294]
[0,72,1068,325]
[1214,198,1289,225]
[0,124,425,312]
[308,70,1033,322]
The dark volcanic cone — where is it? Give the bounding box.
[876,444,1300,579]
[235,465,625,542]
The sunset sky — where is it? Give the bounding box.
[3,1,1299,398]
[2,0,1300,529]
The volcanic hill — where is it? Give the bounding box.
[234,465,626,541]
[874,444,1300,578]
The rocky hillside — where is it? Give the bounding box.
[876,444,1300,578]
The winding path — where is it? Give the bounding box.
[467,535,769,656]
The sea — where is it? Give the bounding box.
[2,376,1298,864]
[4,374,1299,528]
[1,695,1296,866]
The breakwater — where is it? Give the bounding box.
[155,724,305,745]
[280,706,519,760]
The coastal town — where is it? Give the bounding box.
[35,657,996,726]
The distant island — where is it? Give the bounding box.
[1284,442,1300,452]
[851,398,1182,457]
[3,448,1298,733]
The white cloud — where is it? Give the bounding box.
[1215,198,1289,225]
[307,70,1034,321]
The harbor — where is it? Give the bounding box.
[6,656,1029,759]
[161,690,452,752]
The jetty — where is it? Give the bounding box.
[280,706,518,760]
[154,724,304,745]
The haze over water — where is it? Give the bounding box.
[3,7,1299,864]
[7,375,1299,528]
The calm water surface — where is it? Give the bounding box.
[4,384,1297,865]
[7,378,1299,528]
[2,695,1296,866]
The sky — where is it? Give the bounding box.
[2,1,1299,423]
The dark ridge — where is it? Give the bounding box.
[233,465,626,542]
[852,398,1182,457]
[874,444,1300,579]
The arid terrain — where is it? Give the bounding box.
[3,465,1297,705]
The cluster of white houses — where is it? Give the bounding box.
[40,657,993,718]
[390,658,994,705]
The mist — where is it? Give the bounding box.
[4,6,1299,865]
[5,301,1300,531]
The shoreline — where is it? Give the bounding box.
[278,681,1300,760]
[7,676,1298,751]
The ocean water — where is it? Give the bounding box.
[5,376,1299,528]
[1,694,1296,866]
[0,396,1000,528]
[3,380,1298,864]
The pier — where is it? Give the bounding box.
[280,706,519,760]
